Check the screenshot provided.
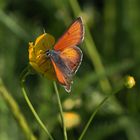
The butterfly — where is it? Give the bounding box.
[45,17,84,92]
[29,17,84,92]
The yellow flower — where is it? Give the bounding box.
[62,112,81,129]
[124,75,136,88]
[28,33,56,80]
[63,98,82,110]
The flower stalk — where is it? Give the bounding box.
[0,78,37,140]
[78,84,124,140]
[20,66,54,140]
[53,82,68,140]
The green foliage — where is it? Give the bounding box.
[0,0,140,140]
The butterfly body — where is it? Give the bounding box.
[46,49,72,77]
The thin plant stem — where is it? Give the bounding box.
[20,67,54,140]
[78,84,124,140]
[53,82,68,140]
[0,78,37,140]
[68,0,124,117]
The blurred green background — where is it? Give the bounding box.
[0,0,140,140]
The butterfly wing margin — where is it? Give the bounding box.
[54,17,84,51]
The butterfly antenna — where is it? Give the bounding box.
[43,28,46,33]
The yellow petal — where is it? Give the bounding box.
[63,112,81,129]
[34,33,55,52]
[28,33,56,80]
[29,42,36,62]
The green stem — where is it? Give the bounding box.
[20,67,54,140]
[78,85,124,140]
[0,78,37,140]
[53,82,68,140]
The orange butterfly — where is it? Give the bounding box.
[29,17,84,92]
[46,17,84,92]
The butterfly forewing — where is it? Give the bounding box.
[51,58,72,92]
[54,17,84,51]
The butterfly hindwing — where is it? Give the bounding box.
[50,46,82,92]
[60,46,83,75]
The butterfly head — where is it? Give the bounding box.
[46,49,56,58]
[46,50,51,57]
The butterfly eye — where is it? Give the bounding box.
[46,50,50,56]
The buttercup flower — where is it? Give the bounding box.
[63,112,81,129]
[124,75,136,88]
[63,98,82,110]
[28,33,56,80]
